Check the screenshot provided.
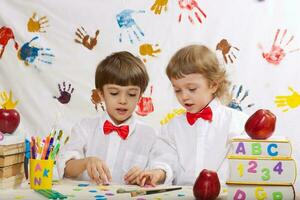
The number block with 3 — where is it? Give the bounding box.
[227,157,296,185]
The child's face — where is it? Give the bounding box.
[99,84,141,124]
[171,73,217,113]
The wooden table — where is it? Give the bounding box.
[0,179,298,199]
[0,179,228,200]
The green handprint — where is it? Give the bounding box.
[151,0,168,15]
[275,87,300,112]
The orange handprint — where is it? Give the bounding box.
[27,12,49,33]
[275,87,300,112]
[75,27,100,50]
[151,0,168,15]
[139,43,161,62]
[178,0,206,24]
[216,39,239,64]
[91,89,105,111]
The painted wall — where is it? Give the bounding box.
[0,0,299,187]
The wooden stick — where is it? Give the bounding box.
[130,187,182,197]
[116,188,138,193]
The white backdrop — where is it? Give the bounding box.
[0,0,299,188]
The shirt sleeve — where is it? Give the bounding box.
[148,125,178,185]
[218,109,249,184]
[56,121,87,179]
[229,110,249,138]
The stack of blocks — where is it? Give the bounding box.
[0,137,25,189]
[226,137,297,200]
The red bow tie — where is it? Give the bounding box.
[186,106,213,125]
[103,120,129,140]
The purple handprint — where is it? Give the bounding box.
[116,9,145,44]
[53,82,74,104]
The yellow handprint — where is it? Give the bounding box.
[151,0,168,15]
[275,87,300,112]
[160,108,185,125]
[139,43,161,62]
[27,12,49,33]
[0,90,19,109]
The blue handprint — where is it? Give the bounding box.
[17,36,54,70]
[116,9,145,44]
[228,85,254,111]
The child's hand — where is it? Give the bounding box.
[137,169,166,187]
[85,157,112,185]
[124,166,143,185]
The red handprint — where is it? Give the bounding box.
[178,0,206,24]
[259,29,299,65]
[0,26,18,59]
[136,86,154,116]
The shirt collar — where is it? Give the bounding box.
[206,98,221,121]
[209,98,220,110]
[101,112,136,138]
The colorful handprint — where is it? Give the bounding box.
[275,87,300,112]
[0,90,19,110]
[228,85,254,111]
[27,12,49,33]
[136,86,154,116]
[216,39,239,64]
[178,0,207,24]
[0,26,18,59]
[151,0,168,15]
[18,36,54,70]
[259,29,299,65]
[116,9,145,44]
[139,43,161,62]
[74,27,99,50]
[53,82,74,104]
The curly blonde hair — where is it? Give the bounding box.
[166,44,231,104]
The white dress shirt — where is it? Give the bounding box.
[149,98,248,185]
[57,113,157,184]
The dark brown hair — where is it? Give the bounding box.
[95,51,149,93]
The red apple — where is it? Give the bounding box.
[0,131,3,141]
[193,169,221,200]
[0,108,20,134]
[245,109,276,140]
